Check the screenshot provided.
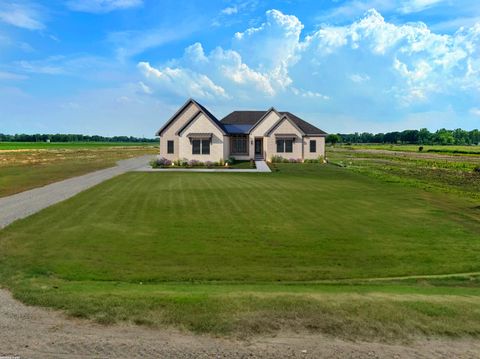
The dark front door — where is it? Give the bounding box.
[254,138,263,158]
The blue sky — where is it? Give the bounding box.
[0,0,479,136]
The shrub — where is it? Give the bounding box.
[474,166,480,174]
[219,158,225,166]
[205,161,214,168]
[250,159,255,168]
[227,156,236,165]
[151,157,171,168]
[304,156,324,164]
[188,159,204,167]
[270,155,281,163]
[419,146,424,152]
[179,158,189,167]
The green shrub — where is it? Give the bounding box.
[270,155,284,163]
[304,156,324,164]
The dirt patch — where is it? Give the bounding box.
[1,289,479,358]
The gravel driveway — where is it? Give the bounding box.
[1,289,479,358]
[0,155,154,229]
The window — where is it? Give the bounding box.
[231,136,248,154]
[201,140,210,155]
[276,139,293,153]
[192,139,210,155]
[192,140,201,154]
[167,140,174,154]
[285,139,293,153]
[309,140,316,153]
[276,139,284,153]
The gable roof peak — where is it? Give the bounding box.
[156,98,225,136]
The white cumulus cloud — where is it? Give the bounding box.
[137,61,229,99]
[137,8,480,129]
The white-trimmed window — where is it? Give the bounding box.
[192,140,210,155]
[276,139,294,153]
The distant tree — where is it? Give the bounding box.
[0,133,157,143]
[400,130,419,144]
[326,134,341,146]
[384,131,400,144]
[453,128,469,145]
[418,128,431,144]
[433,129,455,145]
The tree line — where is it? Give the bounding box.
[0,133,157,143]
[327,128,480,145]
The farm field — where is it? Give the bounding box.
[1,163,479,340]
[0,141,156,150]
[340,143,480,155]
[327,145,480,199]
[0,142,157,197]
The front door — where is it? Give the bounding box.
[254,138,263,158]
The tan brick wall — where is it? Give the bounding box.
[265,119,304,161]
[178,113,225,162]
[159,102,200,161]
[303,136,326,160]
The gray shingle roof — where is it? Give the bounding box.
[220,110,326,135]
[280,112,327,135]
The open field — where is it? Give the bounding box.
[1,163,480,340]
[0,142,157,197]
[327,146,480,199]
[0,141,156,150]
[340,143,480,155]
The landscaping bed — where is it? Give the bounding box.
[150,157,256,169]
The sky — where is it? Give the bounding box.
[0,0,479,137]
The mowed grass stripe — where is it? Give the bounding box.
[1,164,480,283]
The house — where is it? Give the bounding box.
[156,98,327,162]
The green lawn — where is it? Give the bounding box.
[1,164,480,339]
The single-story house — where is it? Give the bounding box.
[156,98,327,162]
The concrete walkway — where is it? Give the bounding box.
[255,160,271,172]
[0,155,154,229]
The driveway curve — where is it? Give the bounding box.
[0,155,154,229]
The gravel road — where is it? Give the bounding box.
[0,155,154,229]
[1,289,479,358]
